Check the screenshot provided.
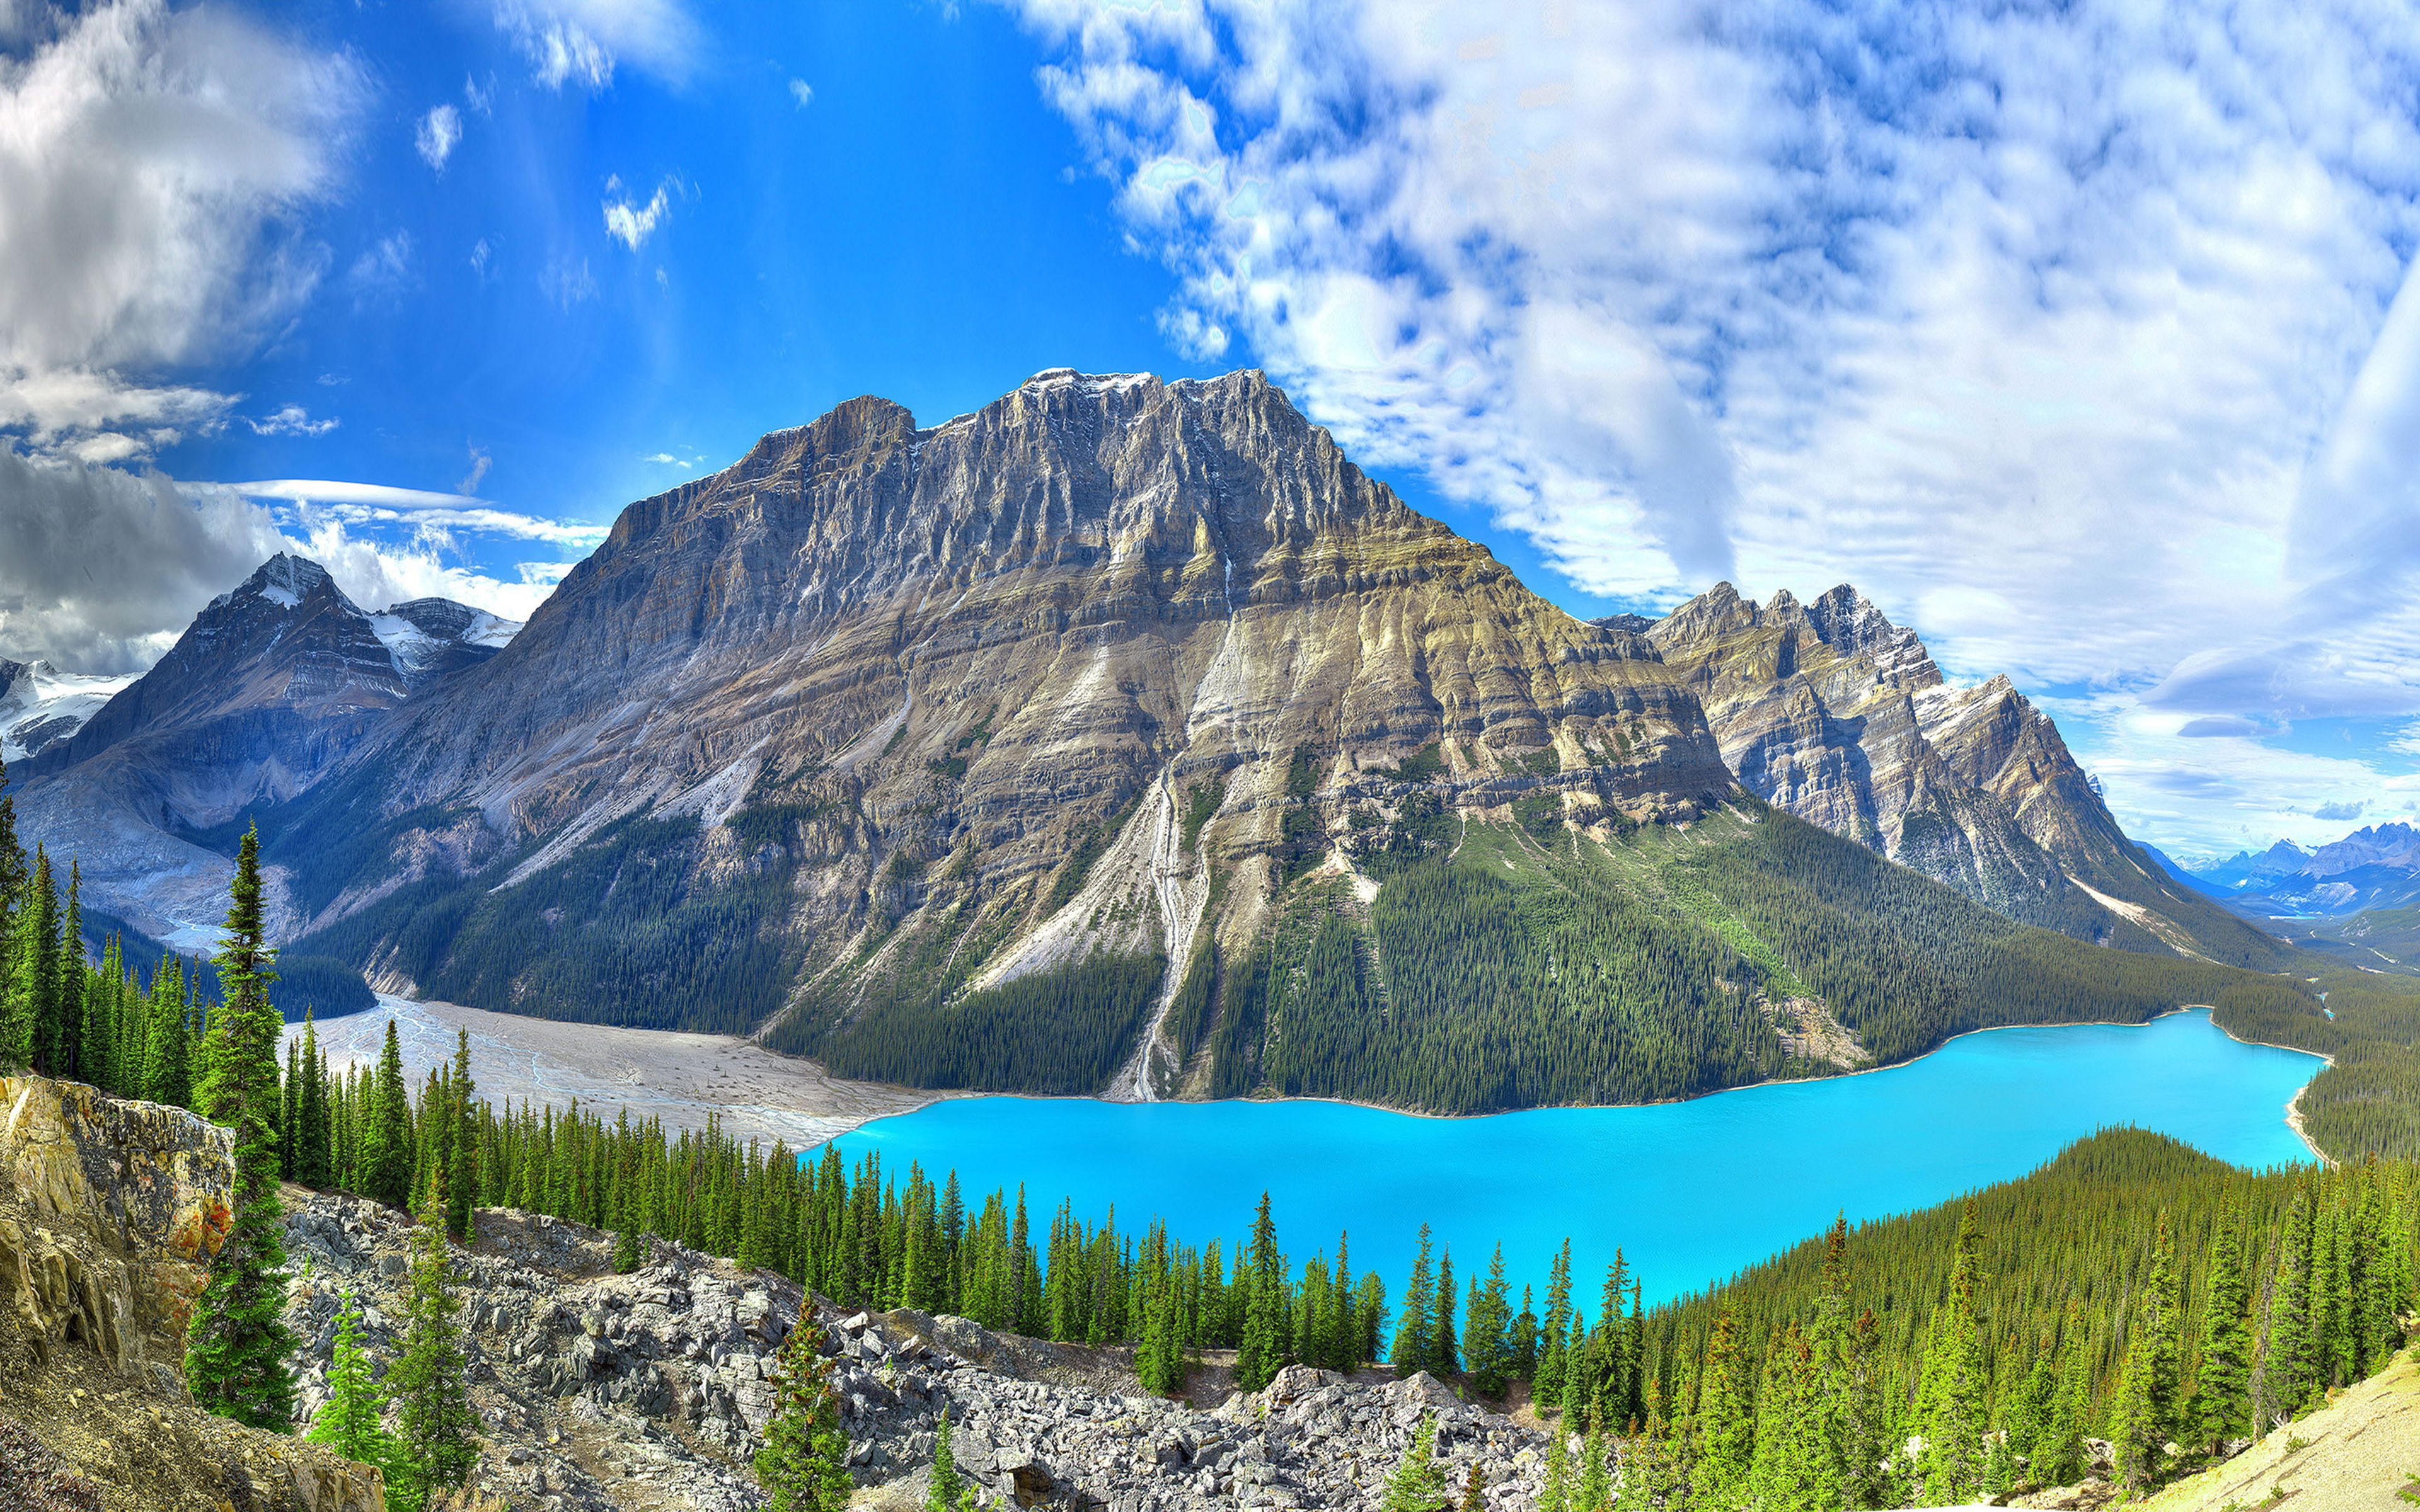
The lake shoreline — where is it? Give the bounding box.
[327,992,2327,1166]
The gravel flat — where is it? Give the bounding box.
[285,993,950,1149]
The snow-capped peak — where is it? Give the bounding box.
[209,551,348,614]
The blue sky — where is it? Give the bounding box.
[3,0,2419,858]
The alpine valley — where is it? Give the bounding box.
[4,370,2329,1114]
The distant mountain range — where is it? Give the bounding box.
[4,369,2312,1103]
[2159,822,2420,970]
[9,554,518,948]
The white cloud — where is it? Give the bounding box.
[221,479,604,547]
[416,102,463,169]
[459,445,492,494]
[492,0,696,92]
[643,451,692,467]
[246,404,337,438]
[0,451,566,670]
[788,77,812,108]
[0,0,360,460]
[1004,0,2420,845]
[603,180,672,251]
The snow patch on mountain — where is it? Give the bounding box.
[0,661,135,762]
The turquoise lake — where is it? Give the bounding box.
[827,1010,2322,1309]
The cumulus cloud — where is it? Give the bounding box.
[0,0,360,461]
[492,0,696,92]
[0,442,594,672]
[603,180,671,251]
[787,77,812,108]
[416,103,463,169]
[2315,800,2368,823]
[1002,0,2420,723]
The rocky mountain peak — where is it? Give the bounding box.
[1649,579,2279,965]
[210,550,347,615]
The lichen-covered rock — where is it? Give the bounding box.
[0,1075,384,1512]
[0,1074,233,1377]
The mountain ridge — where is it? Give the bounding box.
[1645,580,2286,968]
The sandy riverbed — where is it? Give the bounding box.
[283,994,950,1150]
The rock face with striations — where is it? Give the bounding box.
[268,368,1734,1079]
[1645,582,2285,965]
[12,553,517,942]
[0,1075,384,1512]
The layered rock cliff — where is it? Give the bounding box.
[266,369,1734,1068]
[1647,583,2286,966]
[0,1075,383,1511]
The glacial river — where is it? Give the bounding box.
[827,1009,2322,1308]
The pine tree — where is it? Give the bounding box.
[2197,1207,2253,1458]
[295,1012,330,1188]
[184,825,296,1431]
[1459,1461,1486,1512]
[2109,1324,2163,1492]
[757,1316,855,1512]
[21,849,60,1074]
[56,861,83,1080]
[1693,1307,1754,1510]
[0,759,24,1074]
[366,1017,415,1208]
[141,958,192,1107]
[1237,1192,1288,1391]
[1382,1414,1453,1512]
[306,1290,398,1475]
[1431,1249,1457,1378]
[1573,1421,1611,1512]
[1464,1246,1514,1397]
[2145,1210,2182,1447]
[1540,1424,1571,1512]
[926,1407,965,1511]
[1537,1239,1574,1412]
[446,1029,478,1240]
[1393,1226,1437,1377]
[1911,1201,1988,1503]
[2036,1308,2092,1486]
[391,1176,478,1512]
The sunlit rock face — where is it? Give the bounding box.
[1647,582,2285,966]
[269,368,1737,1045]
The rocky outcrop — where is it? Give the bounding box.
[284,1194,1551,1512]
[252,368,1733,1069]
[13,554,517,943]
[1647,583,2286,966]
[0,1076,384,1512]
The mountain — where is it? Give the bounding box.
[0,658,133,762]
[1645,581,2286,968]
[11,553,519,944]
[212,368,2320,1113]
[262,368,1733,1057]
[2189,822,2420,968]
